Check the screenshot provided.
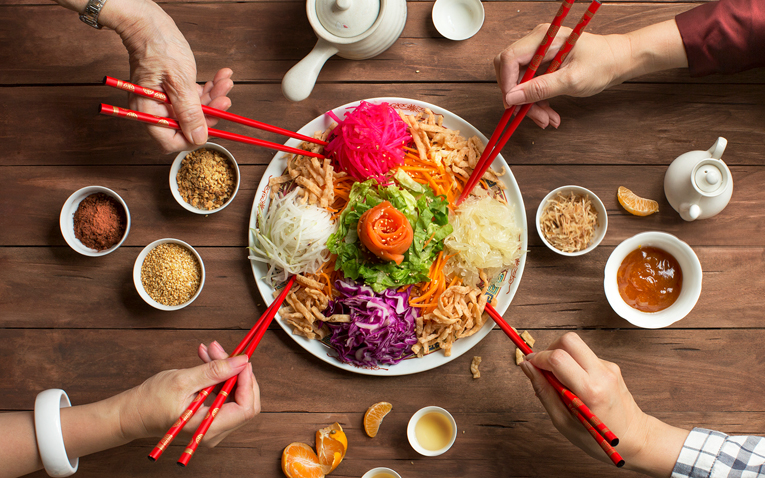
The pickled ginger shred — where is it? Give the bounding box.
[539,192,598,253]
[249,188,336,284]
[444,196,523,286]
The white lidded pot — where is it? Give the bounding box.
[664,137,733,221]
[282,0,407,102]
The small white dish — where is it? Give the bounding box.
[60,186,130,257]
[536,185,608,257]
[604,232,702,328]
[361,467,402,478]
[432,0,485,41]
[407,406,458,456]
[170,142,240,214]
[133,238,205,311]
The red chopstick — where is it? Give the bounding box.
[456,0,602,205]
[104,76,327,146]
[176,275,296,466]
[148,275,296,462]
[485,304,624,467]
[99,104,324,159]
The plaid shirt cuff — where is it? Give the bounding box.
[672,428,765,478]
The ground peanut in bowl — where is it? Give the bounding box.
[140,243,201,306]
[177,148,236,210]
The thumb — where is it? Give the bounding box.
[183,355,249,392]
[504,72,567,107]
[165,75,207,145]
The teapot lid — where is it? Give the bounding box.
[315,0,381,38]
[693,160,728,195]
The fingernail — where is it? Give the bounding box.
[519,361,533,379]
[505,90,525,106]
[211,341,225,353]
[228,355,249,368]
[525,352,536,361]
[191,126,207,145]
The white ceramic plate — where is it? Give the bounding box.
[249,97,528,375]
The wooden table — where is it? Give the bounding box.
[3,0,765,476]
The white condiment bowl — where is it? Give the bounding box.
[407,406,458,457]
[604,232,702,328]
[60,186,131,257]
[361,467,402,478]
[536,185,608,257]
[432,0,485,41]
[170,142,240,214]
[133,238,206,311]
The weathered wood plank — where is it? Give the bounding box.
[2,329,763,417]
[1,2,740,85]
[2,164,763,247]
[1,84,764,167]
[14,410,763,477]
[1,245,762,329]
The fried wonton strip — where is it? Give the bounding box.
[471,356,482,379]
[296,274,324,291]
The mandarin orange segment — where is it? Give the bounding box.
[363,402,393,438]
[281,442,325,478]
[617,186,659,216]
[316,422,348,472]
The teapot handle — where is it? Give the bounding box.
[708,137,727,159]
[282,39,339,102]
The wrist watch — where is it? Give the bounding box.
[79,0,109,29]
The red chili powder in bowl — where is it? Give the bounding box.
[73,193,127,251]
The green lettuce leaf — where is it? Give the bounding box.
[327,179,453,292]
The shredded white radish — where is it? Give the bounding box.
[444,196,524,287]
[249,188,336,285]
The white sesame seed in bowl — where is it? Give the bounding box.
[133,238,205,311]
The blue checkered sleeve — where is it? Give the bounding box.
[672,428,765,478]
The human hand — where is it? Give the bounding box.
[520,332,688,477]
[118,341,260,448]
[494,24,631,129]
[115,0,234,152]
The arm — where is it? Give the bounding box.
[51,0,235,152]
[519,332,689,477]
[494,20,687,128]
[0,342,258,478]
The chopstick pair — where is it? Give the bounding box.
[485,304,625,468]
[456,0,602,205]
[100,77,326,159]
[148,275,296,466]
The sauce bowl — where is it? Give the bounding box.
[406,406,457,456]
[604,232,702,328]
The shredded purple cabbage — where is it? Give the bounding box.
[324,279,418,367]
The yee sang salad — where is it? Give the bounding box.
[249,101,524,368]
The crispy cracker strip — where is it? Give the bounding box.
[471,356,482,379]
[296,274,324,290]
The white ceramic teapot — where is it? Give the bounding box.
[664,137,733,221]
[282,0,407,102]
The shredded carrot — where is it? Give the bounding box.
[422,231,437,249]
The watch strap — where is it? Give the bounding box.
[79,0,108,29]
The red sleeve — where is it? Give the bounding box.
[675,0,765,76]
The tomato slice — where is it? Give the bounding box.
[357,201,414,265]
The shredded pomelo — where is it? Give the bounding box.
[325,101,412,182]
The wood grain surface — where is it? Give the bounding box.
[2,0,765,477]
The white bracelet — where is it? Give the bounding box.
[34,389,79,477]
